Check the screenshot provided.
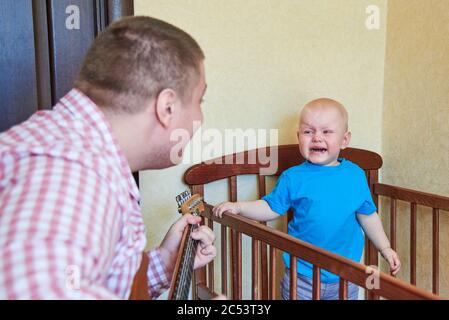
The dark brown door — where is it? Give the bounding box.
[1,0,137,185]
[0,0,134,132]
[0,0,41,132]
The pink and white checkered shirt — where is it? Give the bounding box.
[0,89,170,299]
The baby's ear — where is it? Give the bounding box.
[341,131,352,149]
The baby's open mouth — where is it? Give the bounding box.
[310,148,327,153]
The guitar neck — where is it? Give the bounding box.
[168,191,205,300]
[167,223,199,300]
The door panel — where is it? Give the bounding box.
[0,0,38,132]
[47,0,97,103]
[0,0,134,132]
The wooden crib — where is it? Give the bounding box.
[130,145,448,300]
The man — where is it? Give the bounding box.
[0,16,215,299]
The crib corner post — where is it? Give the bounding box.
[366,169,380,300]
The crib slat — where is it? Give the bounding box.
[230,228,237,299]
[252,238,259,299]
[191,184,204,197]
[390,198,397,251]
[190,184,205,300]
[230,229,242,299]
[364,239,379,300]
[432,208,439,295]
[260,238,268,299]
[366,171,379,300]
[368,170,379,266]
[312,266,321,300]
[207,217,214,291]
[237,231,242,299]
[257,175,269,299]
[229,176,240,299]
[339,278,348,300]
[289,256,297,300]
[230,230,243,300]
[229,176,237,202]
[258,174,266,197]
[221,225,228,296]
[410,203,417,285]
[270,246,276,300]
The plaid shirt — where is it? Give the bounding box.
[0,89,170,299]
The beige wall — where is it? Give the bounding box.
[135,0,388,299]
[135,0,387,239]
[135,0,448,299]
[381,0,449,296]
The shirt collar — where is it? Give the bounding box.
[59,88,140,202]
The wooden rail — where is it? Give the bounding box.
[128,146,446,300]
[374,183,449,295]
[195,204,439,300]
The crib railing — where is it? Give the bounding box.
[128,146,446,300]
[374,183,449,295]
[182,145,444,300]
[191,203,439,300]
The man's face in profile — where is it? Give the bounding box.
[163,62,207,167]
[179,62,206,139]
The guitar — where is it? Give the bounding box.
[167,190,205,300]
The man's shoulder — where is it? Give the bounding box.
[1,105,105,153]
[0,117,117,181]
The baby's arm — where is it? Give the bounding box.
[213,200,279,222]
[357,213,401,275]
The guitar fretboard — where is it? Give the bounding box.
[171,190,201,300]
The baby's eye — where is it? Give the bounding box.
[323,130,333,134]
[303,130,312,135]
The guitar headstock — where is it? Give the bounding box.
[176,190,205,216]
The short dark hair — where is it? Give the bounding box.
[75,16,204,113]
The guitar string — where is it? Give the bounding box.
[176,228,191,298]
[175,193,190,299]
[176,225,197,299]
[174,193,199,299]
[175,213,199,299]
[178,202,200,298]
[179,224,198,298]
[177,234,194,299]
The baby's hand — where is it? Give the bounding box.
[380,248,401,276]
[212,202,241,218]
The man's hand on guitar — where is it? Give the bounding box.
[159,214,216,276]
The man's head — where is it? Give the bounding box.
[75,16,206,170]
[297,98,351,166]
[75,16,204,113]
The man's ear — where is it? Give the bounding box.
[154,88,178,128]
[341,131,352,150]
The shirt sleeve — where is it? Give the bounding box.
[356,171,377,215]
[146,248,171,299]
[0,156,123,299]
[262,171,291,215]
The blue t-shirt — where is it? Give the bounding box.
[262,158,376,283]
